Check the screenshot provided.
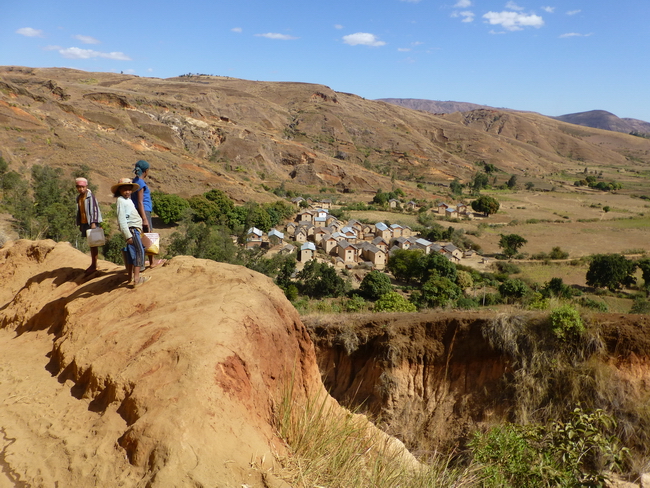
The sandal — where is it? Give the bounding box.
[150,259,167,269]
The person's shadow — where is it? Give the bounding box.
[2,267,131,337]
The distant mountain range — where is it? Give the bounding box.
[553,110,650,136]
[378,99,650,136]
[376,99,498,114]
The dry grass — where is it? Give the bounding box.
[275,380,480,488]
[481,311,650,471]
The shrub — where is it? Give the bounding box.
[374,292,417,313]
[549,305,584,341]
[103,232,126,265]
[577,297,609,312]
[494,261,521,275]
[456,296,479,309]
[630,297,650,314]
[469,408,627,488]
[343,295,367,313]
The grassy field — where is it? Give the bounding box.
[344,186,650,258]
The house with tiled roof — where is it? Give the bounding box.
[393,236,412,250]
[320,234,338,255]
[371,236,389,252]
[356,241,387,269]
[336,240,358,264]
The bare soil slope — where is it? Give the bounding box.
[0,239,329,487]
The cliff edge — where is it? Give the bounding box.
[0,239,327,487]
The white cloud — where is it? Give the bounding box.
[74,35,100,44]
[451,9,475,22]
[566,9,581,15]
[59,47,132,60]
[231,27,242,33]
[505,1,524,11]
[334,24,343,30]
[542,6,555,13]
[398,47,411,52]
[559,32,592,38]
[255,33,298,40]
[483,11,544,30]
[342,32,386,47]
[16,27,44,37]
[454,0,472,7]
[459,11,475,22]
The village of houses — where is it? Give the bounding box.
[244,197,481,273]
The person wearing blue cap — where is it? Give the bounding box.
[132,159,166,268]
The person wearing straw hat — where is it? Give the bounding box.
[111,178,151,287]
[75,176,102,276]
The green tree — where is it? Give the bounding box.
[296,260,348,298]
[415,276,461,309]
[499,234,527,258]
[386,249,424,283]
[204,189,235,214]
[450,179,463,196]
[372,189,389,206]
[525,181,535,191]
[188,195,222,224]
[471,195,500,217]
[244,202,273,233]
[638,258,650,294]
[456,270,474,289]
[373,291,417,312]
[499,278,530,302]
[471,172,490,193]
[543,277,574,299]
[152,192,190,224]
[421,251,458,284]
[506,175,518,189]
[359,271,393,300]
[586,254,637,291]
[167,222,237,263]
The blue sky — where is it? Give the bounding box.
[4,1,650,121]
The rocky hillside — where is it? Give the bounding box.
[2,66,650,205]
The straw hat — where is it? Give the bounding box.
[111,177,140,194]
